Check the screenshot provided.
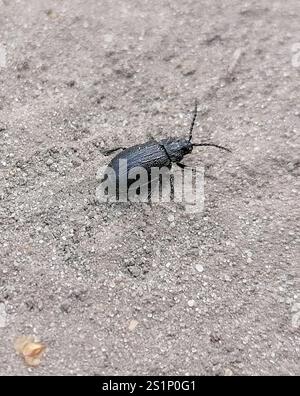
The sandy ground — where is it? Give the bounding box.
[0,0,299,376]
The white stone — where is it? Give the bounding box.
[291,303,300,329]
[0,303,7,328]
[167,214,175,222]
[187,300,196,307]
[195,264,204,273]
[224,368,233,376]
[128,320,139,331]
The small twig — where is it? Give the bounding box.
[227,47,244,78]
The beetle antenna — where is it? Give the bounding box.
[193,143,231,152]
[189,100,198,142]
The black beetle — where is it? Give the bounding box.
[101,101,231,199]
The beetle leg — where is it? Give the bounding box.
[176,162,188,169]
[170,172,175,201]
[101,147,127,156]
[176,162,196,172]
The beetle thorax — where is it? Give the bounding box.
[161,137,193,162]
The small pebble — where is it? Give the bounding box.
[224,274,232,282]
[167,214,175,222]
[128,319,139,331]
[224,368,233,376]
[0,303,7,328]
[195,264,204,273]
[187,300,196,307]
[60,302,71,313]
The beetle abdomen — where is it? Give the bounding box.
[103,140,172,198]
[108,140,171,178]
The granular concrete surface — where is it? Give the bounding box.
[0,0,299,376]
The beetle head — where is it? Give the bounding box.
[162,101,231,162]
[161,137,193,162]
[180,138,193,155]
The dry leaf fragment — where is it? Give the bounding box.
[14,336,45,366]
